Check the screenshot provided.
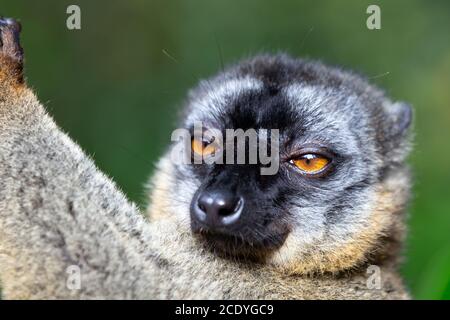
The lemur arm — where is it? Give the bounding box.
[0,18,169,299]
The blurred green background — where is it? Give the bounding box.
[2,0,449,299]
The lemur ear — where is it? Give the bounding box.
[381,101,413,162]
[385,101,412,138]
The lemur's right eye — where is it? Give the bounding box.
[192,138,217,157]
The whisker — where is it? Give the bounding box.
[213,33,225,72]
[299,26,314,52]
[162,48,179,64]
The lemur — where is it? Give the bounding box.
[0,18,412,299]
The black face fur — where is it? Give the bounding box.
[164,54,411,265]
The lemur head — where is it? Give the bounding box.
[150,54,412,274]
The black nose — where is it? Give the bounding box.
[193,191,244,228]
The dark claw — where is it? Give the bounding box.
[0,17,23,63]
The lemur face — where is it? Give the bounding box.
[156,54,411,273]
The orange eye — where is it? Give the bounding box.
[291,154,330,174]
[192,138,217,157]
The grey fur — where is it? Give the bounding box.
[0,19,411,299]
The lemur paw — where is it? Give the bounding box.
[0,17,24,85]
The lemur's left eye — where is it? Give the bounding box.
[192,138,217,157]
[290,154,330,174]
